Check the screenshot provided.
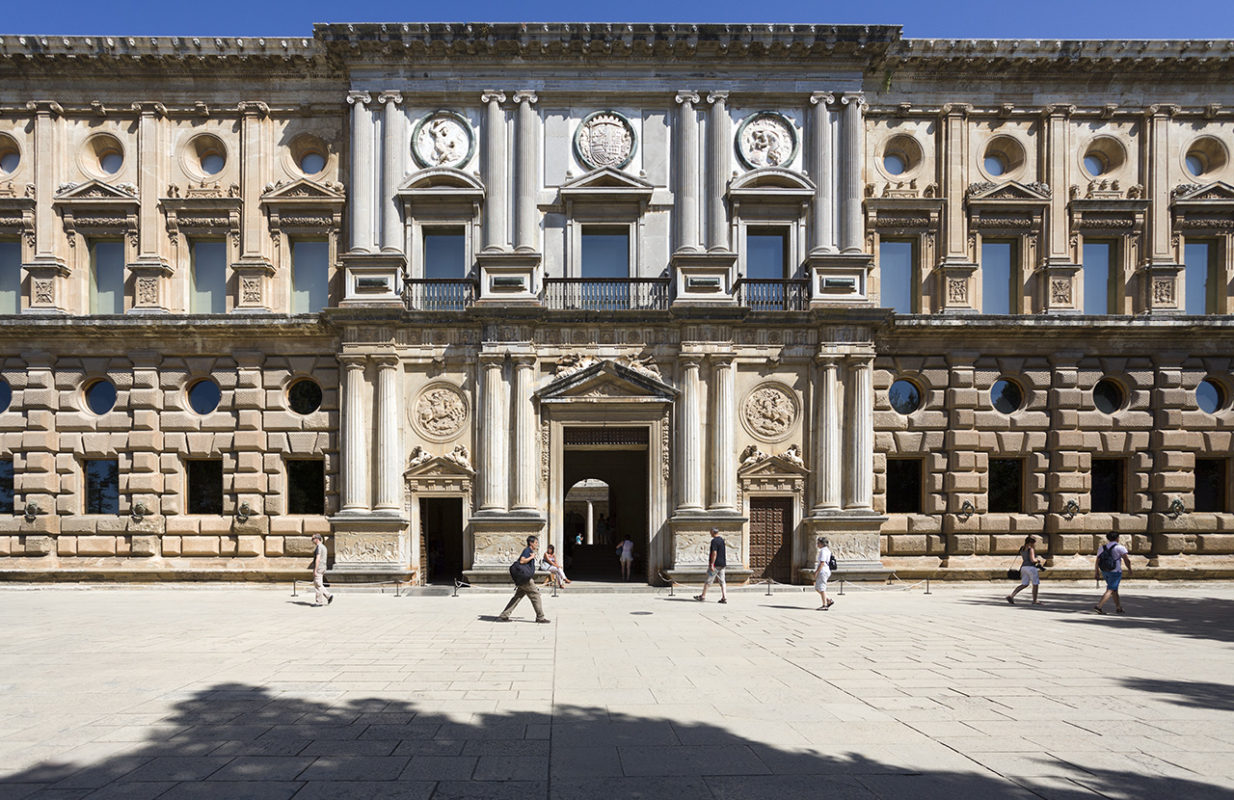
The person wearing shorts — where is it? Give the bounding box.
[617,536,634,581]
[814,536,834,610]
[1094,532,1131,614]
[1006,534,1043,605]
[695,528,727,604]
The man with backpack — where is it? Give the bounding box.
[498,535,551,623]
[1094,532,1132,614]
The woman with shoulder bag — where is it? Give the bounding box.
[1005,534,1044,605]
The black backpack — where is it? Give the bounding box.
[509,557,535,585]
[828,553,838,571]
[1096,544,1118,572]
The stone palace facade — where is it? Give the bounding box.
[0,23,1231,583]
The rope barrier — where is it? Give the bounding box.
[292,579,408,597]
[835,575,932,595]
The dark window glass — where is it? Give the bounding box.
[991,379,1023,415]
[888,379,921,415]
[186,460,223,515]
[90,240,125,315]
[287,460,325,515]
[1197,380,1226,415]
[84,459,119,514]
[581,228,629,278]
[1195,459,1228,514]
[886,459,922,514]
[191,240,227,314]
[0,379,10,413]
[980,240,1015,315]
[424,228,467,280]
[291,240,329,313]
[288,379,323,415]
[0,459,12,514]
[988,459,1023,513]
[879,240,916,314]
[1093,379,1124,415]
[1082,241,1114,314]
[187,379,221,415]
[0,239,20,315]
[1091,459,1124,513]
[747,231,787,281]
[85,380,117,415]
[1184,241,1214,315]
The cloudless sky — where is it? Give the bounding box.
[4,0,1233,39]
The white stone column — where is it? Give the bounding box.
[347,91,375,252]
[585,501,594,545]
[513,92,538,253]
[478,353,508,512]
[808,92,835,254]
[481,91,508,252]
[844,356,875,510]
[374,355,402,512]
[709,354,737,511]
[340,355,370,512]
[812,355,842,512]
[379,92,404,253]
[675,91,701,253]
[510,355,537,511]
[839,93,865,254]
[706,92,730,252]
[677,356,704,512]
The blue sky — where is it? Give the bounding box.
[4,0,1232,39]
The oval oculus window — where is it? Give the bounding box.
[187,378,222,415]
[1093,379,1125,415]
[85,379,117,415]
[990,379,1023,415]
[1197,379,1225,415]
[888,379,922,415]
[288,378,323,415]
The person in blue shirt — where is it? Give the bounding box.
[498,535,551,623]
[694,528,728,604]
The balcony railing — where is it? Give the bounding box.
[403,279,479,311]
[544,278,671,311]
[733,278,811,311]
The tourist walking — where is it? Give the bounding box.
[309,533,333,607]
[499,535,550,623]
[1094,532,1131,614]
[1006,534,1044,605]
[617,535,634,581]
[694,528,728,604]
[542,543,571,588]
[814,536,835,610]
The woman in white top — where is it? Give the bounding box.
[814,536,835,611]
[617,536,634,581]
[542,544,571,588]
[1006,534,1043,606]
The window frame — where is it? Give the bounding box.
[290,238,330,314]
[189,238,228,314]
[82,458,120,515]
[885,457,924,514]
[88,238,126,315]
[185,458,224,516]
[988,458,1024,514]
[1183,238,1220,316]
[1195,457,1229,514]
[285,458,326,516]
[1081,238,1119,315]
[978,237,1020,315]
[1090,458,1126,514]
[877,238,920,314]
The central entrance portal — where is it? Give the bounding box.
[561,427,649,581]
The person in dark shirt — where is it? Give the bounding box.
[694,527,728,604]
[498,535,551,623]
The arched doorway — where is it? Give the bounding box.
[561,437,649,580]
[563,478,614,578]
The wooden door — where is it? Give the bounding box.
[748,497,793,583]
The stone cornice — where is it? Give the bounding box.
[882,38,1234,73]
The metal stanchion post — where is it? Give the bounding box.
[839,579,845,596]
[552,581,559,598]
[292,580,297,597]
[924,579,931,595]
[765,579,772,596]
[453,580,460,598]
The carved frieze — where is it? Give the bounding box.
[412,383,469,442]
[574,111,636,170]
[1050,278,1072,305]
[412,110,475,169]
[735,111,798,169]
[947,277,968,304]
[741,383,799,443]
[1153,277,1176,305]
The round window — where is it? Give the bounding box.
[187,378,221,415]
[99,151,123,175]
[0,145,18,174]
[1083,154,1106,177]
[201,152,225,175]
[1093,379,1125,414]
[299,152,326,175]
[0,379,10,412]
[1186,154,1205,177]
[888,379,922,415]
[984,154,1007,176]
[288,378,323,415]
[990,379,1023,415]
[85,379,117,415]
[883,154,906,175]
[1197,379,1225,415]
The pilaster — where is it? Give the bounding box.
[844,354,875,511]
[705,92,730,252]
[1143,104,1184,314]
[811,353,842,512]
[839,92,865,254]
[674,91,702,254]
[676,355,704,512]
[808,92,835,255]
[25,102,68,313]
[510,354,539,512]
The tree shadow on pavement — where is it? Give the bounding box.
[1120,677,1234,713]
[1,682,1229,800]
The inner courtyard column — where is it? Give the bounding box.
[347,91,376,252]
[481,91,509,252]
[676,356,704,512]
[709,354,737,512]
[510,355,538,512]
[808,92,835,255]
[373,355,402,513]
[844,355,875,510]
[478,352,509,513]
[811,353,842,512]
[340,355,370,513]
[379,92,404,253]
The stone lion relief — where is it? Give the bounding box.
[412,111,474,169]
[574,111,636,170]
[412,384,468,441]
[736,112,798,170]
[741,383,799,442]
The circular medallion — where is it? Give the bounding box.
[741,382,800,443]
[411,110,475,170]
[735,112,799,170]
[411,383,469,442]
[574,110,637,171]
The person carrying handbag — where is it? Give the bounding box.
[1005,534,1044,605]
[497,535,551,623]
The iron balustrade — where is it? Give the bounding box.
[403,279,479,311]
[733,278,811,311]
[544,277,671,311]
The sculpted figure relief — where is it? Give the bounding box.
[412,111,474,169]
[737,112,797,169]
[742,383,799,442]
[413,385,468,440]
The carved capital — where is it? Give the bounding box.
[130,101,167,118]
[346,91,373,107]
[940,102,971,118]
[480,90,507,105]
[238,101,270,117]
[675,91,701,106]
[706,91,729,106]
[25,100,64,117]
[809,92,835,106]
[839,92,866,109]
[1044,103,1076,118]
[377,91,403,106]
[338,354,367,370]
[1146,103,1180,119]
[512,91,538,105]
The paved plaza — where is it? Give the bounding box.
[1,580,1233,799]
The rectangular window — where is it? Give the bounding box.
[1082,240,1115,314]
[423,228,467,280]
[1091,458,1125,513]
[186,459,223,515]
[746,230,788,281]
[879,239,916,313]
[988,458,1023,513]
[84,459,119,515]
[89,240,125,315]
[1184,241,1216,315]
[291,240,329,313]
[980,240,1015,315]
[0,239,20,314]
[885,458,923,514]
[286,460,325,515]
[1196,458,1228,513]
[580,227,629,278]
[0,458,12,514]
[190,240,227,314]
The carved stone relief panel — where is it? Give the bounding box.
[411,110,475,169]
[741,382,800,443]
[735,111,798,170]
[947,277,968,304]
[473,532,527,567]
[574,111,636,170]
[411,382,469,442]
[334,531,405,565]
[1152,276,1176,305]
[1050,278,1072,305]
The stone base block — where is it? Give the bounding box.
[328,513,411,578]
[807,512,889,578]
[669,514,745,572]
[469,512,547,570]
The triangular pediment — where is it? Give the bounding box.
[398,167,486,198]
[559,168,654,200]
[738,452,810,478]
[1172,181,1234,203]
[537,359,676,403]
[405,452,475,479]
[967,180,1051,202]
[260,178,345,204]
[728,167,816,198]
[54,180,138,202]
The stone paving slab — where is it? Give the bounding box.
[1,581,1233,798]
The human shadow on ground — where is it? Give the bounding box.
[1,682,1229,799]
[1121,677,1234,713]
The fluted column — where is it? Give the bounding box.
[481,91,508,252]
[709,355,737,511]
[675,91,702,253]
[379,92,404,253]
[374,355,402,512]
[513,92,538,253]
[844,356,875,510]
[706,92,730,251]
[677,356,704,512]
[340,355,370,512]
[839,93,865,254]
[347,91,375,252]
[809,92,835,254]
[478,353,508,512]
[511,355,537,511]
[812,355,842,512]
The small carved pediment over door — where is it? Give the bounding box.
[405,447,475,498]
[738,450,810,492]
[536,359,677,405]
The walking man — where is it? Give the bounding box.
[1094,531,1131,614]
[310,533,333,607]
[694,528,728,604]
[499,535,551,623]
